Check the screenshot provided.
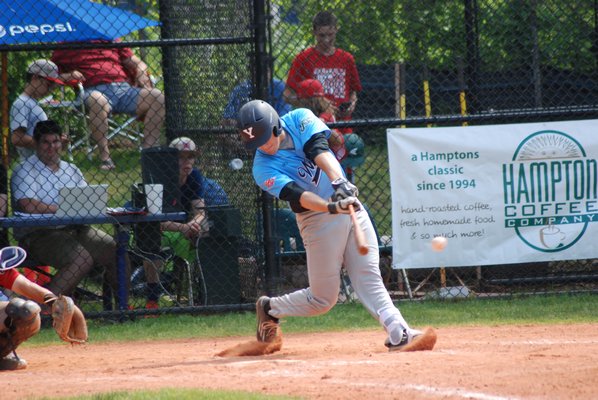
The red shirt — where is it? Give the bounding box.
[52,46,134,88]
[0,269,19,290]
[287,47,362,106]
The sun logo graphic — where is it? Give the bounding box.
[264,177,275,189]
[502,130,597,252]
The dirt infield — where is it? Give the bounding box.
[4,323,598,400]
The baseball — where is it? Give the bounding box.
[431,236,448,252]
[229,158,244,170]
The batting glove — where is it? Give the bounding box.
[331,178,359,201]
[328,196,360,214]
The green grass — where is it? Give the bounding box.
[20,294,598,399]
[26,293,597,348]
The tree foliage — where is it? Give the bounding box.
[271,0,597,74]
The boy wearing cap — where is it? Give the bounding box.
[10,60,68,161]
[162,137,229,243]
[141,137,229,309]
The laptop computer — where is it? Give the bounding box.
[55,184,109,218]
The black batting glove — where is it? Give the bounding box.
[331,177,359,201]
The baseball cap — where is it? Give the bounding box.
[27,59,64,85]
[169,136,198,153]
[340,133,365,169]
[296,79,324,99]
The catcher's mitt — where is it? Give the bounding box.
[49,295,88,344]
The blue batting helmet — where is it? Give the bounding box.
[237,100,282,150]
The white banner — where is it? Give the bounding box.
[387,119,598,269]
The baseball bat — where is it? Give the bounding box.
[349,204,369,255]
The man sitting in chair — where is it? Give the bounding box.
[11,120,122,297]
[51,42,164,170]
[10,60,69,162]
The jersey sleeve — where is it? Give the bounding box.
[253,161,294,199]
[11,163,39,201]
[283,108,331,151]
[0,268,19,289]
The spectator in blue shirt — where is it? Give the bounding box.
[221,77,291,126]
[142,137,229,310]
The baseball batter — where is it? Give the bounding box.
[238,100,434,351]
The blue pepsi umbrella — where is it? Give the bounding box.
[0,0,159,166]
[0,0,159,45]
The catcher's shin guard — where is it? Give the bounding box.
[0,298,41,357]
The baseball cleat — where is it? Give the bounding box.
[256,296,280,342]
[0,354,28,370]
[385,327,437,352]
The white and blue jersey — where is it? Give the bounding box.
[252,108,344,202]
[253,108,411,346]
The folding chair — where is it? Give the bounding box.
[39,83,144,160]
[70,84,143,159]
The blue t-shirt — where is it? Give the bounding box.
[252,108,344,202]
[223,78,291,119]
[180,169,229,212]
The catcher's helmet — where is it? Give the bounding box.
[237,100,282,150]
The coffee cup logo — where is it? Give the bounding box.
[539,225,566,249]
[506,130,589,253]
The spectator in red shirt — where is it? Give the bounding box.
[52,43,164,170]
[285,11,361,134]
[0,255,58,370]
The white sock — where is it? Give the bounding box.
[378,306,410,345]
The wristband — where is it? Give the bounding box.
[327,202,338,214]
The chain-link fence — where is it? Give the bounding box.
[268,0,598,301]
[0,1,596,320]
